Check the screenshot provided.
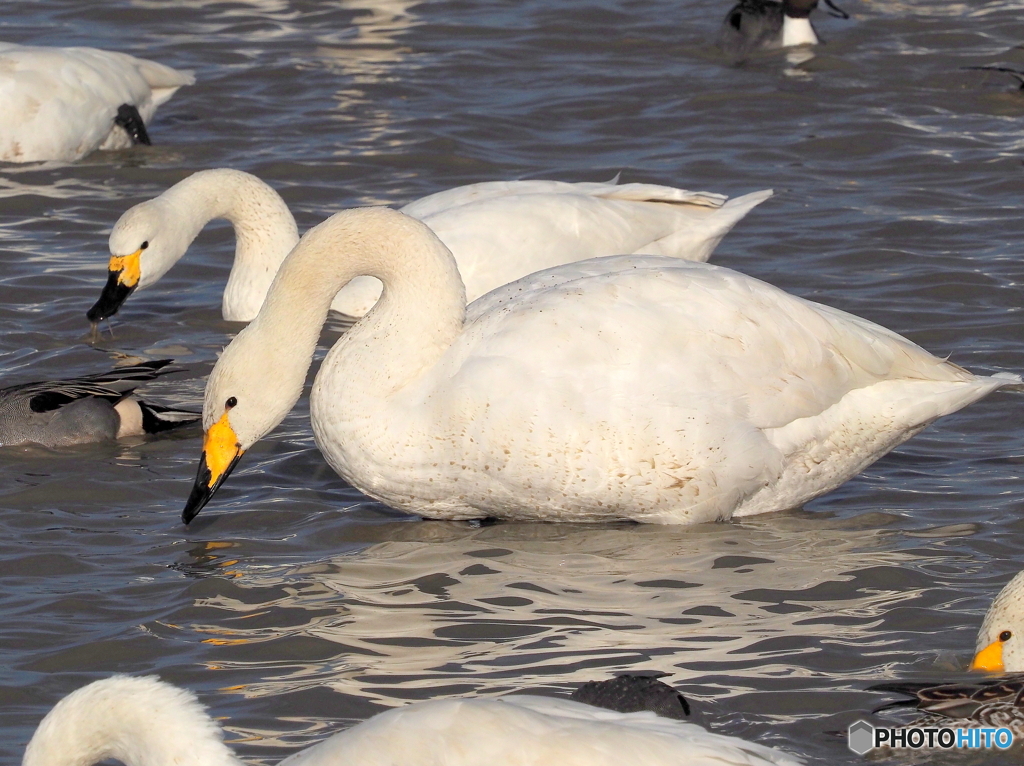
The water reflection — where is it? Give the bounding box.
[160,515,937,708]
[315,0,421,165]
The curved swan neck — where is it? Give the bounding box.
[23,677,242,766]
[269,206,465,386]
[215,207,467,448]
[162,169,299,321]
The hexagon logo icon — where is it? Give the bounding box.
[848,720,875,755]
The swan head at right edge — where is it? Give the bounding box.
[972,570,1024,673]
[182,207,466,524]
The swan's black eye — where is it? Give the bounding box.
[1000,630,1012,642]
[226,397,237,409]
[141,241,149,250]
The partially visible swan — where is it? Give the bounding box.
[181,207,1020,524]
[0,360,197,447]
[22,676,802,766]
[972,571,1024,673]
[0,42,193,163]
[85,168,772,323]
[868,571,1024,734]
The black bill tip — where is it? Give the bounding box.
[114,104,152,146]
[182,449,243,525]
[87,270,135,323]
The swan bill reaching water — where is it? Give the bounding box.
[182,207,1020,525]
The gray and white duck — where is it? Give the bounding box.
[717,0,849,59]
[0,359,198,448]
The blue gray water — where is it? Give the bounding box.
[2,0,1024,763]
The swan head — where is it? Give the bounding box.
[183,316,308,524]
[972,571,1024,672]
[87,199,190,324]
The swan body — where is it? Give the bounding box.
[182,207,1020,524]
[87,168,772,323]
[22,676,802,766]
[0,42,193,163]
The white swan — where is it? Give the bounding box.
[181,207,1020,524]
[86,168,773,323]
[0,42,193,163]
[22,676,802,766]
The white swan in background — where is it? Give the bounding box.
[181,207,1020,524]
[23,676,802,766]
[86,168,772,323]
[0,42,193,163]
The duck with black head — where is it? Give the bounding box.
[717,0,849,59]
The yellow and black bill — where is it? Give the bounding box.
[86,250,143,323]
[182,414,245,524]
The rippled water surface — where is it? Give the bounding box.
[3,1,1024,763]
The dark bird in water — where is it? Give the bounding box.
[717,0,849,59]
[0,359,198,448]
[965,65,1024,90]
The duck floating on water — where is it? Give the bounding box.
[869,571,1024,736]
[717,0,849,59]
[0,360,197,448]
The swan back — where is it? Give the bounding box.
[283,696,802,766]
[23,676,239,766]
[27,678,799,766]
[331,181,773,317]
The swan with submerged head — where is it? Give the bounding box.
[0,42,192,163]
[22,675,802,766]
